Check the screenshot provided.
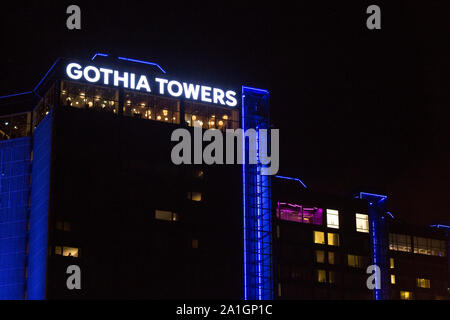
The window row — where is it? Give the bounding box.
[314,231,339,246]
[277,202,369,233]
[59,81,239,129]
[389,233,446,257]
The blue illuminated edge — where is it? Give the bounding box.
[241,85,271,300]
[275,175,308,189]
[2,54,168,100]
[241,86,248,300]
[92,53,167,74]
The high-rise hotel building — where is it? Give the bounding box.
[0,54,448,300]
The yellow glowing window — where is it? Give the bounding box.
[314,231,326,244]
[317,270,326,283]
[188,192,202,202]
[400,291,413,300]
[326,209,339,229]
[327,233,340,246]
[328,252,335,265]
[391,274,396,284]
[62,247,79,258]
[390,258,395,269]
[328,271,335,284]
[315,250,325,263]
[192,239,199,249]
[347,254,364,268]
[417,278,430,288]
[278,283,282,297]
[155,210,178,222]
[55,246,62,255]
[356,213,369,233]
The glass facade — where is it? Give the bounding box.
[58,80,239,129]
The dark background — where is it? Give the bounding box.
[1,1,449,226]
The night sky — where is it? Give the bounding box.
[1,1,449,226]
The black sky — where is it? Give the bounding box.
[1,1,449,226]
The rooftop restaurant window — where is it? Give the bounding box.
[389,233,412,253]
[184,101,239,130]
[0,112,31,140]
[413,236,446,257]
[60,80,119,113]
[59,81,238,130]
[355,213,369,233]
[123,90,179,124]
[326,209,339,229]
[277,202,323,225]
[33,83,56,129]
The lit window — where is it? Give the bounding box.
[356,214,369,233]
[328,252,335,265]
[194,169,204,179]
[328,271,335,284]
[400,291,413,300]
[347,254,365,268]
[413,237,446,257]
[317,270,327,283]
[277,202,323,225]
[326,209,339,229]
[389,233,412,252]
[55,246,62,255]
[188,192,202,202]
[192,239,199,249]
[417,278,431,289]
[62,247,79,258]
[278,283,282,297]
[390,258,395,269]
[316,250,325,263]
[155,210,178,222]
[314,231,325,245]
[391,274,396,284]
[327,233,340,246]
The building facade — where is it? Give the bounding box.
[0,54,448,300]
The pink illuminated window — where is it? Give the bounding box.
[277,202,323,225]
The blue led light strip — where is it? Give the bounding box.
[91,53,109,61]
[0,91,33,99]
[241,86,273,300]
[275,175,308,189]
[117,56,167,74]
[33,59,60,92]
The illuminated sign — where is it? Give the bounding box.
[65,62,238,107]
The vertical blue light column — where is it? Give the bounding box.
[360,192,389,300]
[242,86,273,300]
[0,137,32,300]
[26,111,53,300]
